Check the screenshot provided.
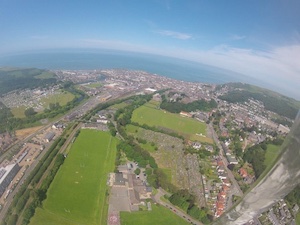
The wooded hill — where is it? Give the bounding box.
[218,83,300,120]
[0,67,57,95]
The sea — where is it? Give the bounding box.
[0,49,251,85]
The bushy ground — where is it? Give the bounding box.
[30,130,118,225]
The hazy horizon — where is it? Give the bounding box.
[0,1,299,99]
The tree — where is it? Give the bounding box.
[24,107,37,117]
[134,168,141,175]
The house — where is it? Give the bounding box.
[97,119,108,124]
[180,111,192,118]
[205,145,214,152]
[239,168,248,178]
[227,156,238,165]
[192,142,202,150]
[52,123,64,129]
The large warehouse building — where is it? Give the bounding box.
[0,163,21,197]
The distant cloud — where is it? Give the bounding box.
[172,44,300,99]
[230,34,246,40]
[30,35,48,40]
[156,30,192,40]
[81,37,300,99]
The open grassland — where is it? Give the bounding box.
[34,71,57,79]
[10,105,27,118]
[264,144,281,168]
[109,101,129,110]
[132,101,211,142]
[120,204,190,225]
[85,82,103,88]
[30,130,118,225]
[10,91,74,118]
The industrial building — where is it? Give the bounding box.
[0,164,21,197]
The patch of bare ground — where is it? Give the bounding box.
[15,126,43,139]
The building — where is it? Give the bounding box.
[180,111,192,118]
[44,132,55,143]
[0,164,21,197]
[114,172,126,187]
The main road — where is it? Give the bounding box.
[208,123,243,203]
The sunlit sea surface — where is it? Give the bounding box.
[0,49,251,85]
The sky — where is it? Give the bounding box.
[0,0,300,99]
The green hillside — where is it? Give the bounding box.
[0,67,57,95]
[218,82,300,120]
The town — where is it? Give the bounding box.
[0,69,298,225]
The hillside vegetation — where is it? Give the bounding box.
[218,83,300,120]
[0,67,57,95]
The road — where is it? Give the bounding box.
[153,188,203,225]
[208,123,243,209]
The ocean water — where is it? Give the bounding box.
[0,49,249,85]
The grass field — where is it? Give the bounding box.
[264,144,281,168]
[10,105,27,118]
[109,102,129,110]
[85,82,103,88]
[296,212,300,225]
[10,91,74,118]
[41,91,75,108]
[132,101,211,142]
[120,204,190,225]
[34,71,57,79]
[30,130,118,225]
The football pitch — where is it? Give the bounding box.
[30,129,118,225]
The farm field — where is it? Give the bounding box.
[120,204,190,225]
[131,101,211,143]
[30,129,118,225]
[264,144,281,168]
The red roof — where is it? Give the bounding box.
[239,168,248,178]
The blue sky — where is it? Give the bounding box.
[1,0,300,99]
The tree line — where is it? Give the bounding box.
[169,189,212,224]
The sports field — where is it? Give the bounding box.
[264,144,281,168]
[30,129,118,225]
[120,204,190,225]
[131,101,211,142]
